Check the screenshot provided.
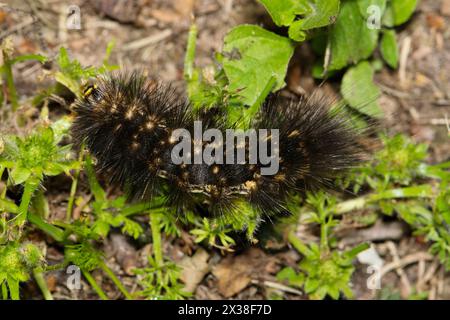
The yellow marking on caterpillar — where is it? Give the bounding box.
[83,84,98,97]
[131,142,140,150]
[288,130,300,138]
[245,180,257,191]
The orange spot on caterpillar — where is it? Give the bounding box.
[130,142,140,150]
[288,130,301,138]
[245,180,257,191]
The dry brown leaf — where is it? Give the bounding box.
[46,274,58,292]
[179,248,210,293]
[212,248,277,298]
[426,13,445,30]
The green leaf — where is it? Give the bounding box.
[258,0,339,41]
[383,0,418,27]
[6,277,20,300]
[85,154,106,202]
[43,162,66,176]
[222,25,295,107]
[0,198,19,213]
[304,278,320,293]
[276,267,305,287]
[380,30,399,68]
[93,220,111,238]
[288,0,340,41]
[341,61,382,117]
[257,0,309,26]
[357,0,387,18]
[328,1,379,71]
[10,54,47,65]
[10,167,32,185]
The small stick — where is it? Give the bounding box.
[122,30,172,51]
[399,36,412,87]
[250,279,303,296]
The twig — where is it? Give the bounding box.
[399,36,412,87]
[121,30,172,51]
[422,259,440,285]
[380,251,433,278]
[250,279,303,296]
[377,83,411,99]
[385,242,412,297]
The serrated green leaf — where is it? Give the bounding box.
[341,61,382,117]
[328,1,379,71]
[257,0,309,26]
[380,30,399,68]
[222,25,295,107]
[288,0,340,41]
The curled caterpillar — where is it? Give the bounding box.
[71,73,366,219]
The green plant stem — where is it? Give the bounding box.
[334,184,434,215]
[66,148,84,222]
[28,212,65,242]
[238,76,277,128]
[122,198,165,217]
[66,171,80,222]
[1,51,18,111]
[1,282,7,299]
[33,269,53,300]
[0,166,5,191]
[38,261,69,272]
[150,211,164,267]
[287,230,311,257]
[82,269,108,300]
[17,179,38,225]
[320,222,328,252]
[33,189,49,218]
[184,23,198,81]
[344,243,370,259]
[99,261,133,300]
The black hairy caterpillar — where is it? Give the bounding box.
[71,72,367,219]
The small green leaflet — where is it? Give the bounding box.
[327,0,379,71]
[222,25,295,108]
[383,0,418,27]
[380,30,399,68]
[257,0,340,41]
[341,61,382,118]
